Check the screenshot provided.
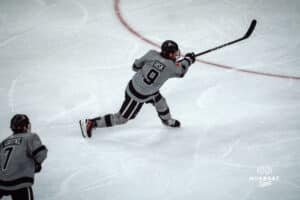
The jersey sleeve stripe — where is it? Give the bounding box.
[132,64,142,71]
[32,145,47,157]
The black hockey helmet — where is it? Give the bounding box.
[161,40,179,54]
[10,114,30,134]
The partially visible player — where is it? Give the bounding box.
[80,40,196,138]
[0,114,48,200]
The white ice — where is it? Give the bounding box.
[0,0,300,199]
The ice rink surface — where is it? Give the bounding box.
[0,0,300,199]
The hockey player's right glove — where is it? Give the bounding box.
[184,52,196,64]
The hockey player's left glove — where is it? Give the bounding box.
[184,52,196,64]
[35,162,42,173]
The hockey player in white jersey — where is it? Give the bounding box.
[80,40,196,138]
[0,114,48,200]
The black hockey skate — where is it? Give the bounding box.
[79,119,96,138]
[162,119,181,128]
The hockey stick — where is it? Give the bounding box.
[195,19,257,57]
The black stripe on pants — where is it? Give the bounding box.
[130,103,143,119]
[119,93,143,120]
[119,93,131,114]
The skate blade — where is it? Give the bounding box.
[79,120,86,138]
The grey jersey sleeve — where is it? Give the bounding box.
[28,133,48,164]
[132,50,152,72]
[173,58,192,77]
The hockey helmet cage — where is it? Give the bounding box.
[10,114,30,133]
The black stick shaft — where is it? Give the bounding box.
[195,20,257,57]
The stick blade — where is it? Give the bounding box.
[244,19,257,38]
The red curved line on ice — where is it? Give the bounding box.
[114,0,300,80]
